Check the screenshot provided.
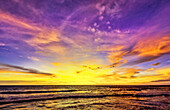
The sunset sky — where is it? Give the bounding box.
[0,0,169,85]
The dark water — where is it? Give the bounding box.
[0,85,169,110]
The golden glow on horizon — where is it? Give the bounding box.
[1,62,169,85]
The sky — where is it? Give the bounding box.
[0,0,170,85]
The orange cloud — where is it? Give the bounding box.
[25,28,70,55]
[100,68,141,79]
[106,35,170,66]
[131,35,170,57]
[119,68,141,78]
[0,11,69,55]
[27,29,60,45]
[102,45,128,64]
[98,65,170,85]
[0,11,41,31]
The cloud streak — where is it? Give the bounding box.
[0,63,54,76]
[0,11,41,31]
[151,79,170,82]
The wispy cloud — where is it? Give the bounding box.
[0,11,41,31]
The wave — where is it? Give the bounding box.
[0,93,169,105]
[0,90,78,94]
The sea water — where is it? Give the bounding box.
[0,85,169,110]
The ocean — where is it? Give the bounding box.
[0,85,169,110]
